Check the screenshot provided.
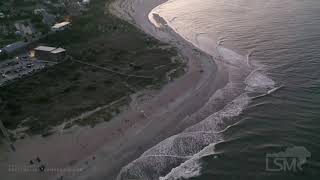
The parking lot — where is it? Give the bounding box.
[0,55,57,86]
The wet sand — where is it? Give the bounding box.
[0,0,228,180]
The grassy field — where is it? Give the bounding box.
[0,0,185,137]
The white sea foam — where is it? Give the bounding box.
[185,93,250,132]
[116,1,277,179]
[159,142,219,180]
[117,131,222,180]
[157,93,251,180]
[217,46,249,68]
[245,70,275,92]
[142,132,222,157]
[117,92,251,180]
[117,44,275,179]
[215,44,275,93]
[117,43,276,179]
[160,47,277,179]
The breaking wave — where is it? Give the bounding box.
[117,44,276,180]
[117,5,277,180]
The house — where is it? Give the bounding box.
[34,46,56,60]
[34,46,66,61]
[51,21,71,32]
[50,48,67,61]
[14,21,36,37]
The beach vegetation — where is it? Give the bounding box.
[0,0,185,136]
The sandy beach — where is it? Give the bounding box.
[0,0,228,180]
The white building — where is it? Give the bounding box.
[34,46,66,61]
[51,21,71,32]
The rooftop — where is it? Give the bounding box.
[52,21,71,29]
[51,48,66,54]
[34,46,56,52]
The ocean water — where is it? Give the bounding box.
[117,0,320,179]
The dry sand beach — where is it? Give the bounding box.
[0,0,229,180]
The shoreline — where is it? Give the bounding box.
[61,0,229,179]
[0,0,230,180]
[71,0,229,179]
